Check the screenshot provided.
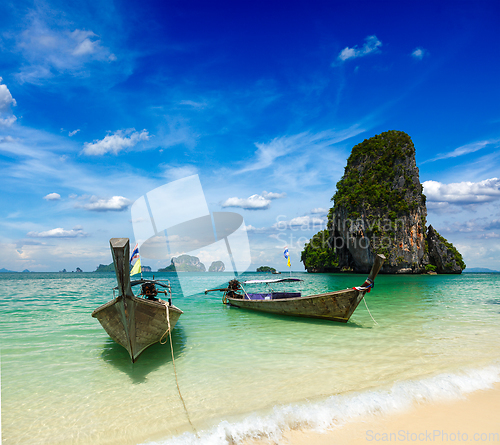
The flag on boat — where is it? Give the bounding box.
[283,246,291,268]
[130,243,141,276]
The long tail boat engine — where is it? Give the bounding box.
[141,282,158,300]
[226,279,242,299]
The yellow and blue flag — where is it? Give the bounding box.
[130,243,141,276]
[283,246,291,268]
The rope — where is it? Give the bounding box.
[161,303,197,435]
[363,295,379,326]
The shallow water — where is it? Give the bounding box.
[1,272,499,444]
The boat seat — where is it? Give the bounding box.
[245,292,301,300]
[246,293,271,300]
[271,292,301,300]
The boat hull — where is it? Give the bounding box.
[92,295,183,362]
[226,288,365,322]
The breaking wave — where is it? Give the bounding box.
[143,363,500,445]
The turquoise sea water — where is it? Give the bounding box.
[1,272,500,445]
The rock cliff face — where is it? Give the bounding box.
[302,130,465,274]
[426,225,465,273]
[330,130,427,273]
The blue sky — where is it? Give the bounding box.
[1,0,500,272]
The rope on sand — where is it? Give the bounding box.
[161,304,198,435]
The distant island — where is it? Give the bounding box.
[159,255,206,272]
[159,255,226,272]
[208,261,225,272]
[95,263,151,273]
[463,268,499,273]
[257,266,277,273]
[95,263,115,272]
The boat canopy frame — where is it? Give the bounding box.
[239,277,303,298]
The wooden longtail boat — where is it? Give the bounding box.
[92,238,183,362]
[206,254,385,323]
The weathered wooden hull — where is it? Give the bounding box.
[226,288,364,322]
[92,295,182,362]
[92,238,183,362]
[225,254,386,322]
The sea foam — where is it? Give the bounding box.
[143,363,500,445]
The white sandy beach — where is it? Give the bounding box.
[245,383,500,445]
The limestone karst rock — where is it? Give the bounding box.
[301,130,465,274]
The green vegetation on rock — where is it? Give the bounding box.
[300,230,339,272]
[437,233,466,270]
[332,130,421,220]
[95,263,115,272]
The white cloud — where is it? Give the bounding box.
[244,225,268,233]
[411,48,426,60]
[238,126,364,173]
[162,165,199,181]
[422,139,499,163]
[27,226,87,238]
[43,192,61,201]
[82,129,150,155]
[221,191,286,210]
[0,116,17,127]
[311,207,328,215]
[0,78,18,127]
[288,215,327,227]
[80,195,131,211]
[179,100,207,109]
[423,178,500,205]
[261,191,286,199]
[221,194,271,210]
[273,215,327,231]
[15,15,117,84]
[69,129,80,137]
[337,35,382,63]
[0,136,15,144]
[0,82,17,112]
[71,30,100,56]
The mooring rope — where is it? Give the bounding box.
[161,304,197,435]
[363,295,379,326]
